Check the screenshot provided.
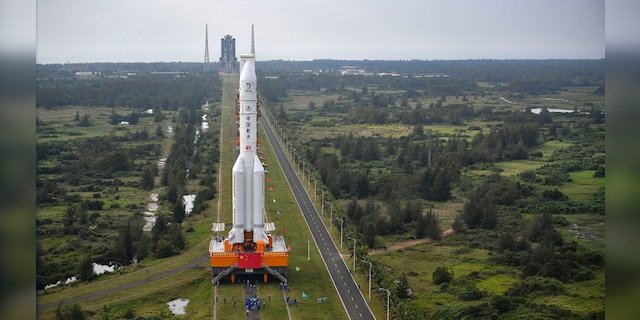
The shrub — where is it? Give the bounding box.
[506,277,565,297]
[490,295,513,313]
[457,283,485,300]
[432,266,454,285]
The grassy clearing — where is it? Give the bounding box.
[533,270,605,315]
[495,160,544,176]
[533,140,573,159]
[476,274,519,295]
[373,244,509,311]
[284,90,341,111]
[37,106,162,142]
[559,170,604,201]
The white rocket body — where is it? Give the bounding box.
[228,58,268,245]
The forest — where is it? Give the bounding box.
[35,73,221,291]
[266,59,605,319]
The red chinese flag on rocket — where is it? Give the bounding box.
[237,252,262,269]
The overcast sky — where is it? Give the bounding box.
[36,0,604,63]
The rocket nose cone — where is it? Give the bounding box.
[240,59,257,82]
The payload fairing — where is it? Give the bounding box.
[210,26,288,284]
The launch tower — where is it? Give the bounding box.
[210,26,288,284]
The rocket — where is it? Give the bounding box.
[228,43,268,246]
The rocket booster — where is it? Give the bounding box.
[228,57,269,245]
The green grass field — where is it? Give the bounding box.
[37,106,163,142]
[495,160,544,176]
[374,244,515,311]
[559,170,604,201]
[534,140,573,159]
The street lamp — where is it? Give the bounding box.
[336,217,344,249]
[311,177,317,201]
[378,287,391,320]
[329,202,333,230]
[304,168,310,187]
[320,190,325,216]
[347,236,356,272]
[361,260,372,300]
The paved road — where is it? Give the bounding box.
[261,115,375,320]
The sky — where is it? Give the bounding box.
[36,0,605,63]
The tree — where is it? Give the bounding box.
[110,108,119,125]
[412,124,424,137]
[278,103,287,120]
[140,165,155,190]
[452,214,465,233]
[432,266,453,284]
[396,273,412,298]
[63,205,76,234]
[154,106,164,122]
[117,221,134,264]
[74,111,80,121]
[155,125,164,138]
[425,210,442,240]
[76,205,88,225]
[123,308,136,320]
[416,211,429,238]
[79,114,91,127]
[55,304,86,320]
[78,255,94,281]
[462,195,497,229]
[154,239,176,258]
[134,233,150,261]
[128,110,139,124]
[172,200,185,223]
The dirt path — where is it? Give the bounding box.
[368,228,454,256]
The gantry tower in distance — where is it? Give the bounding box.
[204,24,210,71]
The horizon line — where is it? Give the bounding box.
[36,57,605,65]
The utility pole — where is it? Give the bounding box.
[307,239,310,260]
